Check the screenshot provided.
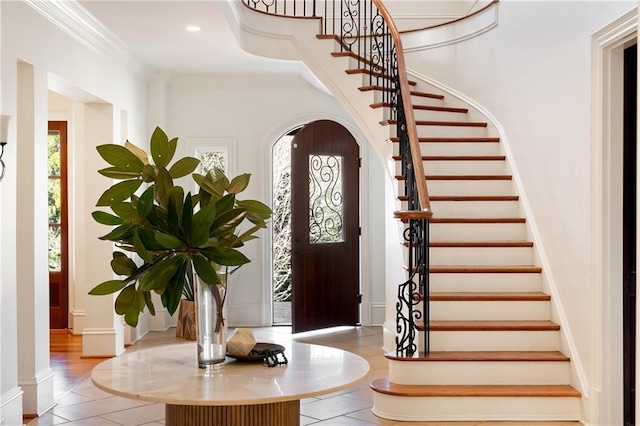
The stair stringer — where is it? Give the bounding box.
[404,67,589,415]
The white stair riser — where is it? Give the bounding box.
[393,142,503,157]
[371,90,444,107]
[411,109,469,122]
[430,200,521,218]
[389,125,488,139]
[372,394,581,422]
[430,300,550,321]
[394,160,508,176]
[430,273,541,293]
[426,330,559,351]
[388,360,570,385]
[424,180,515,197]
[430,223,526,241]
[412,109,469,122]
[429,246,533,266]
[424,160,508,176]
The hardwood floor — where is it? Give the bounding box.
[49,330,109,400]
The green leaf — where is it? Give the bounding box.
[182,193,194,242]
[237,199,273,218]
[142,291,155,315]
[98,224,133,241]
[164,261,188,314]
[139,255,182,292]
[211,208,248,237]
[92,211,123,226]
[167,186,184,231]
[115,285,136,315]
[136,188,155,219]
[142,164,157,183]
[191,203,216,246]
[133,230,151,263]
[169,157,200,179]
[98,167,142,180]
[111,202,137,219]
[154,168,174,209]
[124,291,141,327]
[111,252,137,276]
[89,280,127,295]
[96,144,145,173]
[96,180,142,207]
[154,232,185,249]
[199,247,250,267]
[215,194,236,215]
[192,254,220,285]
[149,127,177,168]
[227,173,250,194]
[194,173,225,197]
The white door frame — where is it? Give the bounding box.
[591,9,637,426]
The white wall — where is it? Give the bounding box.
[403,0,636,389]
[164,73,387,327]
[0,0,148,419]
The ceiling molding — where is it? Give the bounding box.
[24,0,146,74]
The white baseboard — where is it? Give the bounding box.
[70,309,85,335]
[148,308,172,331]
[18,369,55,416]
[370,304,386,326]
[0,387,24,426]
[82,327,125,357]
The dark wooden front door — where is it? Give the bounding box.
[623,43,637,426]
[290,120,360,333]
[48,121,69,329]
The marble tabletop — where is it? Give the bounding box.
[91,341,370,406]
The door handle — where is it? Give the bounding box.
[294,250,309,255]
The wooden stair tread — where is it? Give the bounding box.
[382,119,487,127]
[373,103,467,113]
[370,380,581,398]
[420,320,561,331]
[429,195,519,201]
[404,241,533,248]
[430,218,525,224]
[396,175,512,181]
[428,292,550,301]
[390,137,500,143]
[359,86,444,100]
[346,68,417,85]
[399,195,519,201]
[393,155,506,161]
[385,350,569,362]
[429,266,542,273]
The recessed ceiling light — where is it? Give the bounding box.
[186,25,201,32]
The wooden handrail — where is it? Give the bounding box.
[372,0,432,216]
[399,0,499,35]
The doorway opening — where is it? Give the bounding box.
[272,128,298,325]
[48,121,68,330]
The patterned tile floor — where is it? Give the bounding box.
[28,326,583,426]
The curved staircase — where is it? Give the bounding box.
[370,75,581,421]
[224,0,583,421]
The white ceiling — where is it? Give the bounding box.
[78,1,303,75]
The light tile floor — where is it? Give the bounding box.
[29,326,583,426]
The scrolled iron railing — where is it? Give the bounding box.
[244,0,433,357]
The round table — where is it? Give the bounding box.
[91,341,370,426]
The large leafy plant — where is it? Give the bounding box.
[89,126,272,327]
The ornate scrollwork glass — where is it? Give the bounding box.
[309,155,344,244]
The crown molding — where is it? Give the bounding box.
[23,0,147,75]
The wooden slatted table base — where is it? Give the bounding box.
[165,400,300,426]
